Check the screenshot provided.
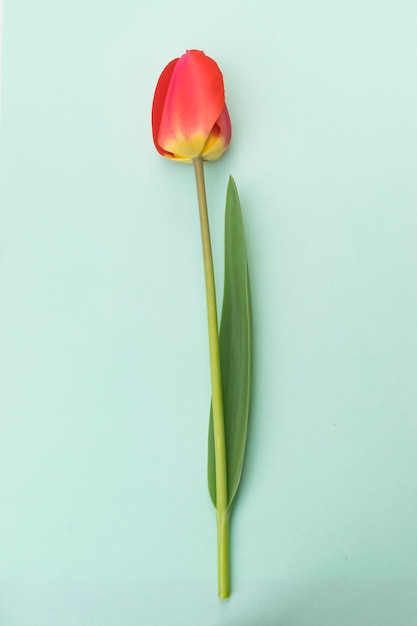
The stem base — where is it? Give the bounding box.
[217,510,230,599]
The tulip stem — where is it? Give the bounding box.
[193,156,230,600]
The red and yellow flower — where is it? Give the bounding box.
[152,50,232,163]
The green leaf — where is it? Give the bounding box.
[208,176,253,510]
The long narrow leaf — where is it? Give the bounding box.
[208,177,253,509]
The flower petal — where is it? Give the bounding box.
[151,57,179,157]
[201,105,232,161]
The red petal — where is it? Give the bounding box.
[151,58,179,156]
[201,105,232,161]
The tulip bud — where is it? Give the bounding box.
[152,50,232,163]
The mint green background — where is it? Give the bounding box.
[1,1,417,624]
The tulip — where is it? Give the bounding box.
[152,50,240,601]
[152,50,232,163]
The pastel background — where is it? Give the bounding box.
[0,1,416,625]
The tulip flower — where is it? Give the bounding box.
[152,50,232,162]
[152,51,252,601]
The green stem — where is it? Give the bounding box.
[217,510,231,599]
[193,156,230,599]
